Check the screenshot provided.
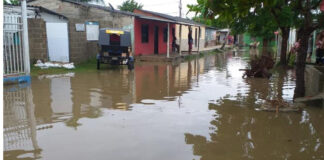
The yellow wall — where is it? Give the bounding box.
[175,25,205,39]
[175,24,206,51]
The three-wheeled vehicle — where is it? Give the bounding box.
[97,28,134,70]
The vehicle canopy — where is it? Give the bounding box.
[98,28,131,47]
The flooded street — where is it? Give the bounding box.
[4,51,324,160]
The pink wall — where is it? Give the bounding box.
[134,18,175,55]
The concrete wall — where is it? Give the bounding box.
[28,19,48,63]
[305,65,324,97]
[175,24,205,52]
[29,0,134,63]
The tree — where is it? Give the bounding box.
[292,0,324,98]
[188,0,324,98]
[263,0,296,65]
[235,6,277,55]
[188,0,296,65]
[188,0,277,54]
[118,0,143,12]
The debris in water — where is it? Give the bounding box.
[34,60,75,69]
[240,55,274,78]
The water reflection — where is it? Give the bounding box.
[3,51,324,160]
[4,87,41,159]
[185,101,324,160]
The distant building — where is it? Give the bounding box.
[205,26,218,47]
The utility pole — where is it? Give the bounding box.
[179,0,182,18]
[22,0,30,74]
[178,0,182,55]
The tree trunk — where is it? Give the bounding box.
[280,28,290,65]
[262,38,269,56]
[293,29,312,99]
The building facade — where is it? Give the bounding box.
[134,9,207,54]
[134,16,175,56]
[28,0,134,63]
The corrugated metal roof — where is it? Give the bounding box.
[136,15,176,23]
[134,9,205,26]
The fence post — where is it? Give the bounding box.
[22,0,30,74]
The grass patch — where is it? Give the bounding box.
[31,66,72,76]
[184,54,198,61]
[184,49,224,61]
[74,58,98,72]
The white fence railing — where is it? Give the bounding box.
[3,13,26,76]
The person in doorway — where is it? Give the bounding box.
[188,27,193,55]
[316,31,324,64]
[172,37,180,52]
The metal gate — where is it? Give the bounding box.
[3,13,26,76]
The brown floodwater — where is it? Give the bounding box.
[4,51,324,160]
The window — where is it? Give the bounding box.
[172,28,175,38]
[86,21,99,41]
[141,24,149,43]
[163,28,168,42]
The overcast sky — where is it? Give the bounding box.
[103,0,198,18]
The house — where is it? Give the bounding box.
[134,9,206,54]
[205,26,218,47]
[28,0,135,63]
[218,29,229,44]
[133,12,176,56]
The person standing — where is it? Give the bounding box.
[188,27,193,55]
[307,34,314,62]
[316,31,324,64]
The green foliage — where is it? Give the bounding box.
[245,9,277,39]
[4,0,19,5]
[188,0,278,39]
[188,0,324,39]
[118,0,143,12]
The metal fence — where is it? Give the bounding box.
[3,13,26,76]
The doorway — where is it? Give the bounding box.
[46,22,69,62]
[154,26,159,54]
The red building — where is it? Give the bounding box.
[133,10,176,56]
